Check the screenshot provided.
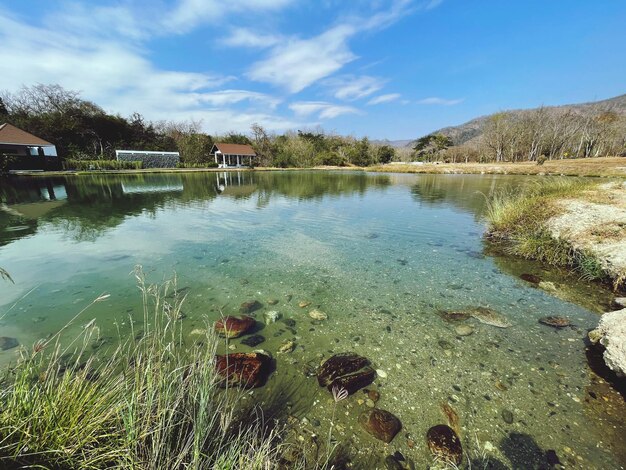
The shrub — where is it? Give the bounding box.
[536,155,547,166]
[63,159,142,170]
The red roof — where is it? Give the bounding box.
[0,123,53,146]
[212,143,256,156]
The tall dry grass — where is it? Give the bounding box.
[485,178,607,282]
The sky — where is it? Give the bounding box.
[0,0,625,140]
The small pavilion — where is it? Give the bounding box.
[210,143,257,168]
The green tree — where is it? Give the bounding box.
[376,145,395,164]
[412,133,453,161]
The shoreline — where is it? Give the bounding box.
[7,156,626,178]
[485,179,626,292]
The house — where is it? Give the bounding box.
[210,143,257,168]
[0,123,57,157]
[0,123,58,171]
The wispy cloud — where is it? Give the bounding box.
[221,29,283,48]
[416,97,464,105]
[195,90,281,108]
[248,25,357,93]
[246,0,424,93]
[326,75,385,101]
[0,7,296,133]
[163,0,294,34]
[367,93,401,105]
[289,101,359,119]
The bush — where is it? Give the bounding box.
[63,159,142,170]
[537,155,548,166]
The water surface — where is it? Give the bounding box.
[0,171,623,468]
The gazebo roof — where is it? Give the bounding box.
[211,143,256,156]
[0,123,53,146]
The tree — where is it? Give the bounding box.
[251,123,274,167]
[376,145,395,164]
[412,133,452,161]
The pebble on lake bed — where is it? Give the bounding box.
[308,309,328,321]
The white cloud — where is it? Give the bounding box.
[289,101,359,119]
[367,93,401,105]
[326,75,385,101]
[248,25,357,93]
[194,90,281,108]
[0,8,296,134]
[164,0,294,33]
[221,29,283,48]
[416,97,464,105]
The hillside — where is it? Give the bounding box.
[418,93,626,146]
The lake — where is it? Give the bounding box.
[0,171,623,468]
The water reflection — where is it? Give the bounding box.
[0,172,393,244]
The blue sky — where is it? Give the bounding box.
[0,1,624,140]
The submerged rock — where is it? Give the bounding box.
[359,408,402,443]
[298,301,311,308]
[267,299,279,305]
[239,300,262,314]
[0,337,19,351]
[520,273,542,284]
[263,310,282,324]
[278,340,295,353]
[214,352,272,388]
[588,308,626,376]
[437,310,470,323]
[309,309,328,321]
[502,408,514,424]
[426,424,463,466]
[241,334,265,347]
[317,353,376,394]
[470,307,512,328]
[539,316,571,328]
[214,315,256,338]
[455,325,474,336]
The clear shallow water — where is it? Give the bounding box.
[0,171,623,468]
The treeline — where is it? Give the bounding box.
[413,105,626,163]
[0,84,395,168]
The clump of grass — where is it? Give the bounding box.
[485,178,612,283]
[0,267,298,469]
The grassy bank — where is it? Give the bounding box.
[369,157,626,178]
[0,270,306,469]
[485,178,626,290]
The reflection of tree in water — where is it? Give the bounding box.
[409,174,519,217]
[1,171,393,243]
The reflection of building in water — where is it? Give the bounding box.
[215,172,257,197]
[1,179,67,219]
[121,182,184,194]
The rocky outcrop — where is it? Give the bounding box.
[359,408,402,443]
[588,308,626,376]
[214,315,256,338]
[214,352,272,388]
[317,353,376,395]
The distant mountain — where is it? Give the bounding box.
[371,139,414,148]
[417,93,626,146]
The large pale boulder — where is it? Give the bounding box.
[588,308,626,376]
